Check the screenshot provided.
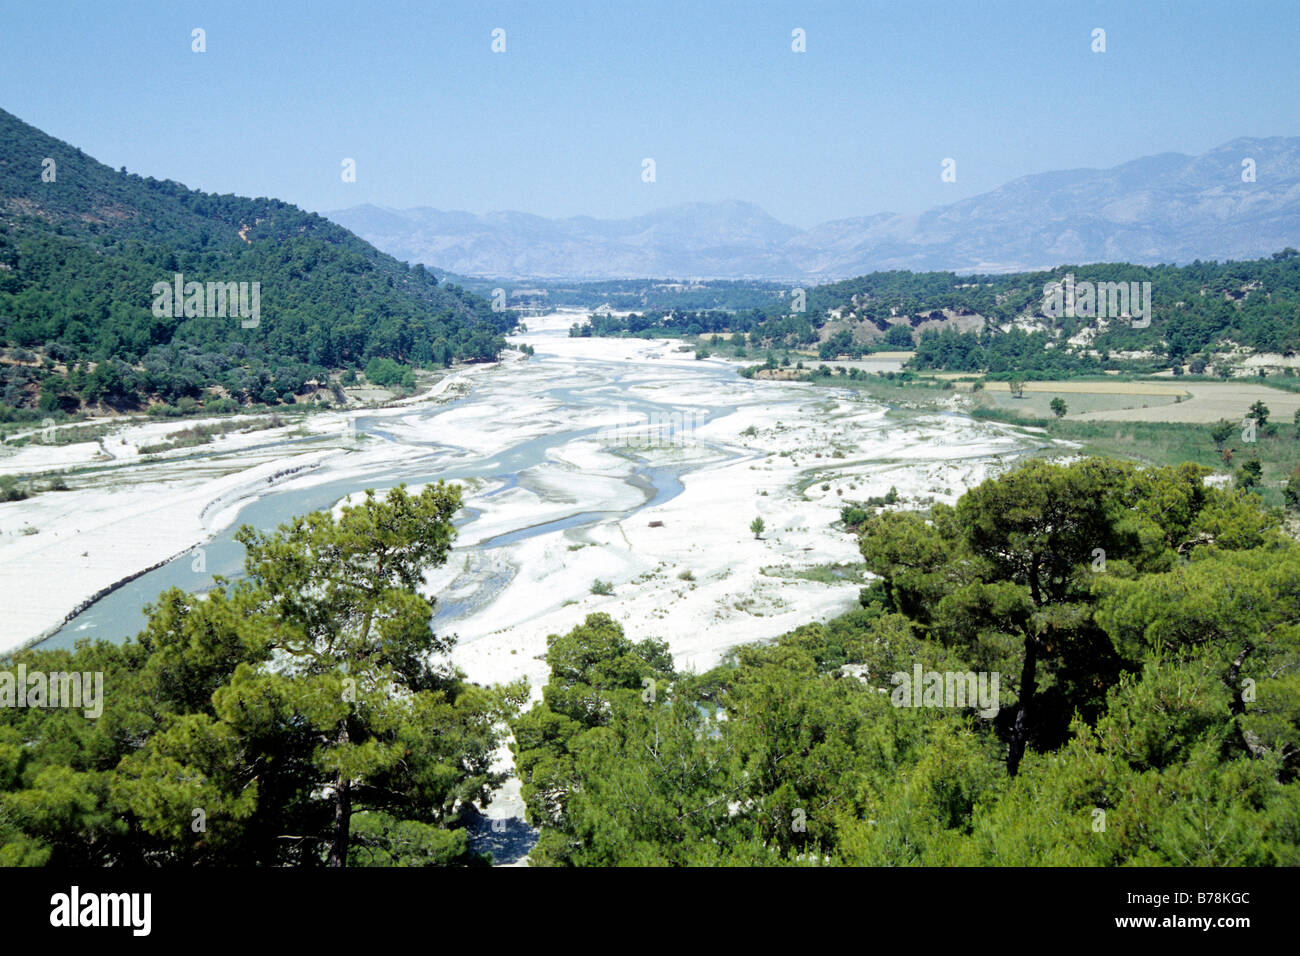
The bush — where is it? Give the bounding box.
[1285,465,1300,508]
[841,505,872,528]
[1279,465,1300,509]
[590,579,614,596]
[204,396,239,414]
[0,474,29,502]
[885,324,915,348]
[1210,419,1235,449]
[1237,459,1263,489]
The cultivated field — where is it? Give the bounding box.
[1070,382,1300,424]
[979,380,1182,396]
[972,379,1300,424]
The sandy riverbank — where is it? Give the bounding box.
[0,313,1041,675]
[0,363,498,652]
[424,319,1037,690]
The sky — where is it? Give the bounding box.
[1,0,1298,229]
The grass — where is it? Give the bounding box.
[991,417,1300,508]
[762,562,866,584]
[787,368,1300,423]
[804,373,954,408]
[740,362,1300,509]
[739,364,1299,509]
[1,421,114,448]
[979,389,1180,419]
[0,474,29,502]
[0,472,70,502]
[138,417,280,455]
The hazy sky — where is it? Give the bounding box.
[2,0,1298,228]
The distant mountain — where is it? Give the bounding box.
[330,200,800,280]
[329,138,1300,280]
[0,107,510,414]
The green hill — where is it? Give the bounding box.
[813,256,1300,374]
[571,253,1300,377]
[0,107,511,418]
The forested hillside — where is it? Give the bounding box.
[827,256,1300,366]
[573,252,1300,375]
[0,108,511,418]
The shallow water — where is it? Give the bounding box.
[40,337,748,649]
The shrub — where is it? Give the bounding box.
[0,475,29,502]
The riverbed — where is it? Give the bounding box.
[1,312,1037,691]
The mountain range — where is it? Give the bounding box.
[328,137,1300,281]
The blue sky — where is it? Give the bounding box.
[2,0,1297,227]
